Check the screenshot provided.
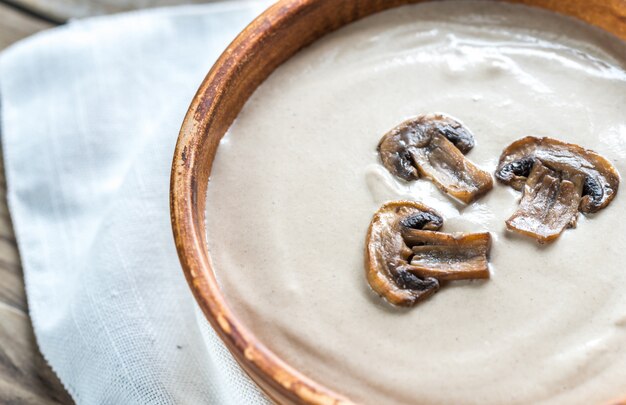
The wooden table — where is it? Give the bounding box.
[0,4,70,403]
[0,1,207,402]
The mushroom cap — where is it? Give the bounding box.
[365,201,441,306]
[378,114,493,204]
[495,136,620,213]
[377,113,475,181]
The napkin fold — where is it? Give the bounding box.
[0,2,272,403]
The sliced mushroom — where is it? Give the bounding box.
[378,114,493,204]
[402,229,491,280]
[505,161,584,243]
[496,136,620,243]
[365,201,491,307]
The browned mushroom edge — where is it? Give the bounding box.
[378,114,494,204]
[495,136,620,243]
[365,201,491,307]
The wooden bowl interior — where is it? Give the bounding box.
[170,0,626,403]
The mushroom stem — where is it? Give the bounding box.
[411,134,493,204]
[506,162,583,244]
[402,229,490,280]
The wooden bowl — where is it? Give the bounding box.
[170,1,626,403]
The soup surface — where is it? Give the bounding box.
[205,2,626,404]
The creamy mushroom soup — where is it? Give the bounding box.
[205,2,626,404]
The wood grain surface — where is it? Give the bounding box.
[0,2,52,48]
[4,0,226,21]
[0,148,73,403]
[1,2,67,404]
[0,7,74,403]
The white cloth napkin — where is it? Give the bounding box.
[0,2,274,404]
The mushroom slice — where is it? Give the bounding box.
[505,162,584,243]
[495,136,619,213]
[378,114,493,204]
[495,137,620,243]
[402,229,491,280]
[365,201,491,307]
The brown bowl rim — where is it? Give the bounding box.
[170,1,626,404]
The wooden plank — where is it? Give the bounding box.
[0,154,73,403]
[3,0,224,22]
[0,149,72,403]
[0,2,53,49]
[0,305,73,404]
[0,12,72,400]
